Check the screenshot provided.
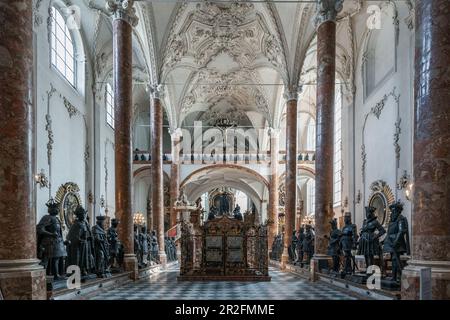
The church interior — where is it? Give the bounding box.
[0,0,449,302]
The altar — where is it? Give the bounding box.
[178,215,270,281]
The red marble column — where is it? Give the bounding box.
[111,1,138,279]
[281,94,298,268]
[268,129,280,255]
[402,0,450,300]
[311,1,342,279]
[0,0,46,300]
[169,131,182,229]
[150,90,167,265]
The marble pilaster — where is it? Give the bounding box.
[150,87,167,266]
[401,0,450,300]
[0,0,46,299]
[311,0,341,278]
[281,91,298,269]
[111,0,138,278]
[268,128,280,253]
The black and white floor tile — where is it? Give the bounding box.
[90,264,359,300]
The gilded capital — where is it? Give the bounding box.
[315,0,343,27]
[106,0,139,27]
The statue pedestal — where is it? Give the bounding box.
[122,254,138,280]
[310,255,332,282]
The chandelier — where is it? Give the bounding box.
[133,212,145,226]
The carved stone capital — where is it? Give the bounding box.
[268,128,280,139]
[315,0,343,27]
[106,0,139,27]
[283,85,303,102]
[148,84,164,100]
[169,128,183,142]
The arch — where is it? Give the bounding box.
[180,164,269,189]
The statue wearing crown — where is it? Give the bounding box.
[382,201,410,282]
[36,198,67,280]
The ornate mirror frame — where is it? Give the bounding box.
[367,180,395,227]
[54,182,82,233]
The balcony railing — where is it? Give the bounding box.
[133,150,315,165]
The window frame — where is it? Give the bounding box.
[105,83,115,130]
[333,84,342,207]
[49,6,77,89]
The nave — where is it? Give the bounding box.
[89,264,358,301]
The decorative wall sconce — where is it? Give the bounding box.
[88,191,94,204]
[356,190,361,204]
[404,182,414,201]
[133,212,145,226]
[34,169,49,188]
[343,196,349,208]
[397,170,410,190]
[100,195,105,208]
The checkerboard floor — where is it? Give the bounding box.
[90,264,358,300]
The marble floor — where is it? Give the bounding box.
[90,264,360,300]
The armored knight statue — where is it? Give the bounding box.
[36,198,67,280]
[340,212,358,275]
[150,230,159,263]
[303,224,315,265]
[107,218,122,272]
[139,225,149,266]
[92,215,110,278]
[134,225,143,267]
[296,227,305,266]
[288,230,298,262]
[326,219,342,273]
[382,201,410,282]
[233,204,243,221]
[66,206,95,277]
[358,206,386,269]
[208,205,218,221]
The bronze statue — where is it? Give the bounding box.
[107,218,122,272]
[296,227,305,266]
[326,219,342,273]
[134,225,143,267]
[340,212,358,274]
[358,206,386,269]
[302,224,315,265]
[208,205,218,221]
[66,206,95,276]
[139,225,149,267]
[36,198,67,280]
[150,230,159,263]
[382,201,410,282]
[233,204,243,220]
[288,230,298,262]
[92,216,110,278]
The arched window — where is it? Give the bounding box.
[306,117,315,151]
[307,179,315,215]
[106,83,115,129]
[333,84,342,206]
[50,6,76,86]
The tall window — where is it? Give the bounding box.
[307,179,315,215]
[306,117,315,151]
[106,83,115,129]
[333,85,342,206]
[50,6,76,86]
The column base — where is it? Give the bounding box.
[122,254,138,280]
[280,249,289,270]
[159,252,167,267]
[401,260,450,300]
[310,255,332,282]
[0,259,46,300]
